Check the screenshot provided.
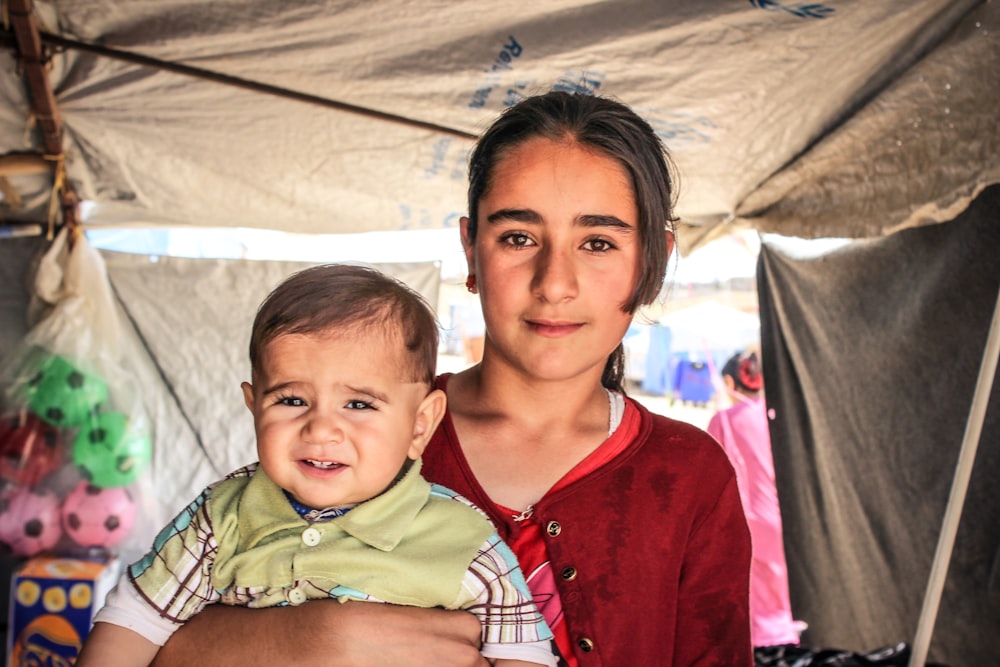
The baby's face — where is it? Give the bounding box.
[242,328,431,510]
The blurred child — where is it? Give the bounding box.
[708,349,805,649]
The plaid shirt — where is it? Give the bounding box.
[104,460,555,665]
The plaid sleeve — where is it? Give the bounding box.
[462,533,555,647]
[127,487,221,623]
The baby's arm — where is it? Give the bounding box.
[463,534,558,667]
[76,622,158,667]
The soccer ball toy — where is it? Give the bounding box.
[24,353,108,427]
[61,482,137,549]
[0,412,65,486]
[0,485,62,558]
[72,411,152,488]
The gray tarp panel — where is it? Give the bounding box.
[757,184,1000,666]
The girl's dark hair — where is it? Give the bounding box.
[467,91,679,391]
[248,264,439,386]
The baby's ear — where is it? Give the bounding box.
[241,382,255,412]
[408,389,447,460]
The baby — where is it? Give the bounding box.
[77,263,557,667]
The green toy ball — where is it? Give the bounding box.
[72,412,152,488]
[25,353,109,427]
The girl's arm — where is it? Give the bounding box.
[150,601,490,667]
[673,472,754,666]
[77,622,159,667]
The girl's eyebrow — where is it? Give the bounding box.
[486,208,540,224]
[486,208,633,230]
[578,214,634,230]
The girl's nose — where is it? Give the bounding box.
[532,246,579,303]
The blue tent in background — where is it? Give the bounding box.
[638,301,760,400]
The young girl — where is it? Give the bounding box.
[152,92,752,667]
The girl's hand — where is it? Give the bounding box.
[151,601,488,667]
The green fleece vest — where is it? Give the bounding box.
[209,460,494,608]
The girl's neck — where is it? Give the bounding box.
[449,357,609,429]
[445,360,614,510]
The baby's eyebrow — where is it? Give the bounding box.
[260,381,295,395]
[343,384,389,403]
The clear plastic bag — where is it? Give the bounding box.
[0,228,154,560]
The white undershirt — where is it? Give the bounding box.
[608,389,625,435]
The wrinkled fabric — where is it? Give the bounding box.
[757,185,1000,666]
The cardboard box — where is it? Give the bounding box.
[6,556,120,667]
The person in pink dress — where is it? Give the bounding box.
[708,350,806,650]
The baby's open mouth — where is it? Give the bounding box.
[305,460,343,469]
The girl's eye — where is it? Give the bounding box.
[500,232,534,248]
[346,400,374,410]
[584,238,616,253]
[278,396,306,407]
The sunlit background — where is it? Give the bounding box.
[86,225,768,428]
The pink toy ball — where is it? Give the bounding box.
[0,484,63,558]
[61,482,137,549]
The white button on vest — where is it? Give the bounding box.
[302,527,322,547]
[288,587,307,605]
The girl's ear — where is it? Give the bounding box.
[241,382,255,412]
[665,230,675,259]
[408,389,447,460]
[460,216,475,275]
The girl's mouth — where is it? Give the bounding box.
[527,319,583,338]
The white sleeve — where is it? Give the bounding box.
[480,641,561,667]
[93,573,181,647]
[461,535,558,667]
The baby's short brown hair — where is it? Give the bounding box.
[248,264,439,386]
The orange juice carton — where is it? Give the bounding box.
[6,555,120,666]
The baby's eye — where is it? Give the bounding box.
[278,396,306,407]
[500,232,534,248]
[345,400,374,410]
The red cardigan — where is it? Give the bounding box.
[422,390,753,667]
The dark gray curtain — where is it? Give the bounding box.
[758,185,1000,666]
[0,234,50,639]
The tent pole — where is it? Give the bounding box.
[32,31,477,142]
[908,285,1000,667]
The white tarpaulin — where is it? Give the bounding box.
[1,0,997,252]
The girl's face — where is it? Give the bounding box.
[462,136,640,384]
[242,329,443,510]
